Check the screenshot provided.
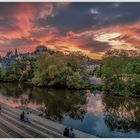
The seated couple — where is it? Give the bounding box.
[20,111,31,123]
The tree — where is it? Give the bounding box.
[101,51,140,96]
[1,55,36,82]
[32,52,90,89]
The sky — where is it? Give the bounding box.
[0,2,140,59]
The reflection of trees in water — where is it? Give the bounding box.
[102,94,140,132]
[0,83,87,122]
[0,83,32,104]
[31,88,87,122]
[0,83,28,98]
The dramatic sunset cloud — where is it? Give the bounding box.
[0,2,140,59]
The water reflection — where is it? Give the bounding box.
[32,88,87,121]
[0,83,87,122]
[102,94,140,133]
[1,83,140,137]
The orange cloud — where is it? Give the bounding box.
[0,3,140,60]
[94,22,140,51]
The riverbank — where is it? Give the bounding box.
[0,102,97,138]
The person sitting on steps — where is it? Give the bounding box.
[24,112,31,123]
[69,128,75,138]
[20,111,25,121]
[63,127,69,137]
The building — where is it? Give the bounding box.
[34,45,47,55]
[0,48,19,70]
[0,45,49,70]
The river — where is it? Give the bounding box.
[0,83,140,138]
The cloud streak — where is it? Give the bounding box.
[0,2,140,59]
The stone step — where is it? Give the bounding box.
[0,102,97,138]
[1,104,64,137]
[0,122,22,138]
[0,115,29,138]
[0,127,11,138]
[2,103,64,133]
[3,109,64,138]
[0,113,51,138]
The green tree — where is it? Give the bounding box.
[101,50,140,96]
[32,52,90,89]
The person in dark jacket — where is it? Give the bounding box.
[20,111,25,121]
[63,127,69,137]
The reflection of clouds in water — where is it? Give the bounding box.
[104,129,140,138]
[0,83,140,137]
[62,112,109,137]
[0,95,41,110]
[0,96,21,107]
[86,93,103,116]
[62,109,140,137]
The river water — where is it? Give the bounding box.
[0,83,140,138]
